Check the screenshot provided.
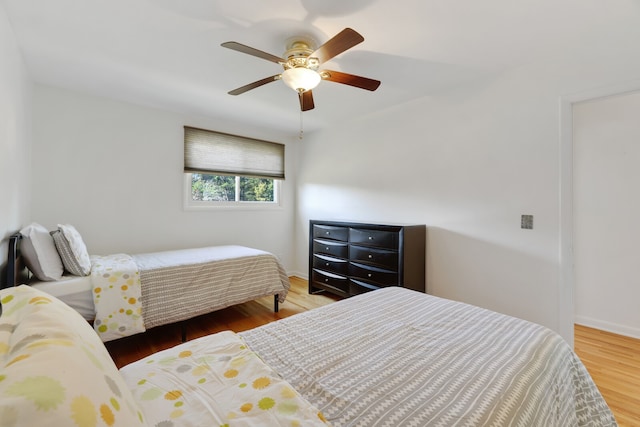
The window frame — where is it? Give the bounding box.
[183,173,282,211]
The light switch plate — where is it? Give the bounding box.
[521,214,533,229]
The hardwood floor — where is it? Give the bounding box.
[105,276,340,368]
[574,324,640,427]
[106,278,638,425]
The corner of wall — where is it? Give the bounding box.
[0,3,33,287]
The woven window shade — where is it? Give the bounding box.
[184,126,285,179]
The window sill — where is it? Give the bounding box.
[183,202,283,212]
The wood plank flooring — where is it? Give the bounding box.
[574,324,640,427]
[105,276,339,368]
[106,277,639,425]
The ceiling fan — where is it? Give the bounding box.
[221,28,381,111]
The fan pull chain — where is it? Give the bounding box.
[299,108,304,140]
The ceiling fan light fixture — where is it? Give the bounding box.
[222,28,380,112]
[281,67,321,93]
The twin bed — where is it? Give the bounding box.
[4,225,290,342]
[1,226,617,426]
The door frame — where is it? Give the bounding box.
[559,80,640,345]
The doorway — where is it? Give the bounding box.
[572,91,640,339]
[560,86,640,345]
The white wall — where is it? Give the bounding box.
[296,52,640,342]
[573,91,640,339]
[11,2,640,344]
[31,86,299,271]
[0,3,32,286]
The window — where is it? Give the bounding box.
[183,126,284,209]
[189,174,277,202]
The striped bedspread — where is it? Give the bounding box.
[240,287,616,427]
[133,245,290,329]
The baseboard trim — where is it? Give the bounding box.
[575,315,640,340]
[288,271,308,280]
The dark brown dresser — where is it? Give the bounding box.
[308,220,426,297]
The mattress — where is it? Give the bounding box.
[28,245,290,330]
[240,286,616,427]
[30,275,94,320]
[133,245,290,329]
[131,245,272,269]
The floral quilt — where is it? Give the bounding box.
[119,330,329,426]
[91,254,145,342]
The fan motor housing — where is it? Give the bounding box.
[284,37,319,70]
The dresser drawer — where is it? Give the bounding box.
[349,245,398,270]
[313,254,349,275]
[349,278,380,295]
[312,269,349,294]
[349,228,399,249]
[313,225,349,242]
[313,239,349,259]
[349,261,399,286]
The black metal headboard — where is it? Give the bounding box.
[4,233,29,289]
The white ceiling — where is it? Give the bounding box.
[3,0,640,134]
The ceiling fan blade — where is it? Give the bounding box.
[311,28,364,64]
[228,75,281,95]
[321,70,381,91]
[221,41,285,64]
[299,90,315,111]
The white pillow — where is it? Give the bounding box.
[19,222,64,281]
[51,224,91,276]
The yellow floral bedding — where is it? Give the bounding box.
[91,254,145,342]
[119,330,329,427]
[0,285,146,427]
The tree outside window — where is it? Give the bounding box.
[190,173,275,203]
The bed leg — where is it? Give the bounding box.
[274,295,279,313]
[180,322,187,343]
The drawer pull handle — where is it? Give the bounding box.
[326,262,330,266]
[368,236,373,240]
[368,255,373,258]
[325,279,329,282]
[326,231,330,235]
[368,273,372,277]
[325,247,330,250]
